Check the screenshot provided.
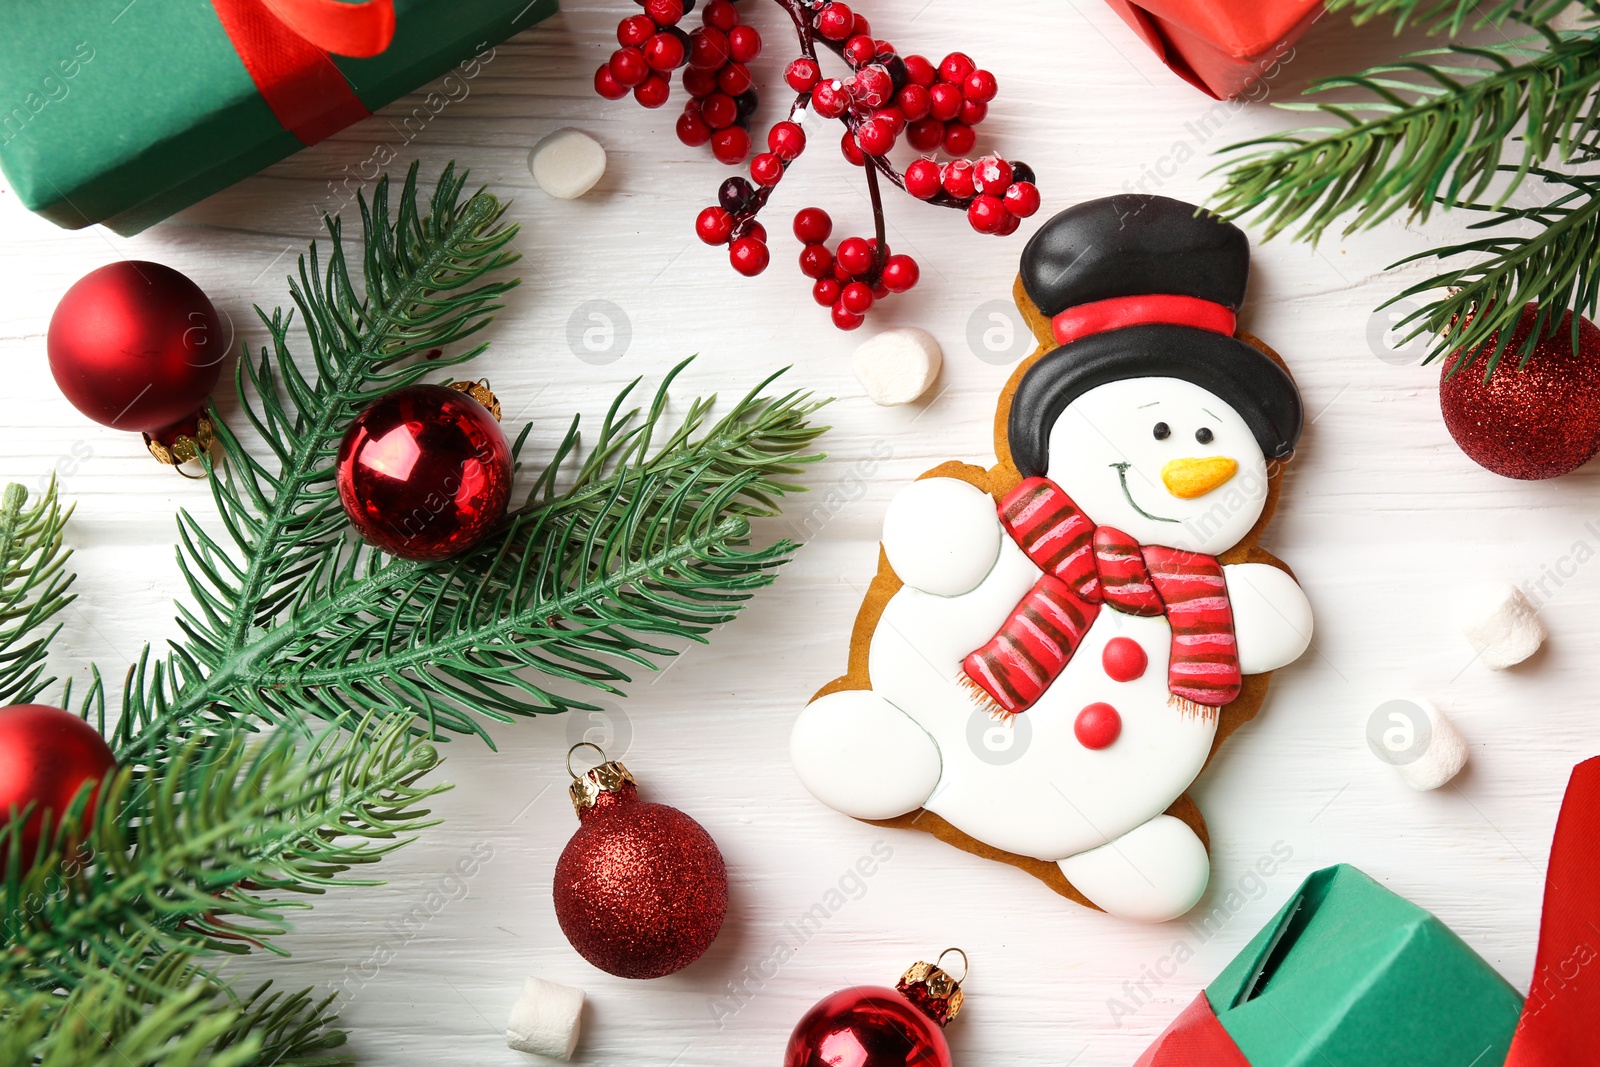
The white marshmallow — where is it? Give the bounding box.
[506,975,584,1060]
[1369,697,1468,791]
[529,129,607,200]
[852,328,943,406]
[1460,583,1546,669]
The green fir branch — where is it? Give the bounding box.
[1328,0,1595,34]
[1387,164,1600,370]
[0,480,75,708]
[1210,28,1600,242]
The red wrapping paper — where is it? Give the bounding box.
[1102,0,1323,99]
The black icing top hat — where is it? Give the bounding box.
[1009,195,1302,477]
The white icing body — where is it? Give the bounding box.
[791,378,1313,923]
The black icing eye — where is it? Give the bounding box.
[1152,422,1170,440]
[1195,427,1214,444]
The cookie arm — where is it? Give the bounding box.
[1223,562,1313,675]
[881,478,1003,597]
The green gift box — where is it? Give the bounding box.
[0,0,557,235]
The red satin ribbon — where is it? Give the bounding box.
[210,0,396,146]
[1051,293,1238,348]
[1132,992,1250,1067]
[1505,755,1600,1066]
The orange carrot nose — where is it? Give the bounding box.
[1161,456,1238,499]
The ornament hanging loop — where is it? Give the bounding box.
[566,741,608,779]
[935,947,969,984]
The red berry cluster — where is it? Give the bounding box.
[597,0,1042,330]
[596,0,764,167]
[906,155,1040,235]
[790,207,918,329]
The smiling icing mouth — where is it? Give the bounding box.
[1111,463,1180,523]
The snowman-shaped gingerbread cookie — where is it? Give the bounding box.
[791,195,1312,923]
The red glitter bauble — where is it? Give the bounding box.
[47,261,226,433]
[0,705,117,868]
[1439,304,1600,480]
[553,755,728,979]
[785,955,966,1067]
[336,383,512,560]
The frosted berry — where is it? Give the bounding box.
[619,14,656,47]
[701,92,738,129]
[768,121,806,160]
[836,237,873,276]
[964,69,998,103]
[728,24,762,63]
[903,54,937,87]
[856,118,895,156]
[928,82,963,122]
[968,195,1006,234]
[696,206,733,245]
[793,207,832,244]
[943,122,976,155]
[816,3,854,41]
[1003,181,1041,218]
[843,34,876,68]
[683,64,718,97]
[941,159,976,199]
[610,48,650,88]
[851,65,893,108]
[799,243,834,279]
[972,157,1013,195]
[812,80,849,118]
[634,74,671,108]
[677,110,712,147]
[645,0,685,26]
[939,52,976,84]
[750,152,784,187]
[711,125,751,164]
[702,0,738,31]
[729,235,770,276]
[689,26,730,68]
[831,301,865,330]
[896,84,932,121]
[906,119,944,152]
[786,57,821,92]
[881,254,920,292]
[841,281,874,314]
[904,158,942,199]
[718,62,753,95]
[840,131,865,166]
[813,277,842,306]
[595,65,630,100]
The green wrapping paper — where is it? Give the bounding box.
[0,0,557,235]
[1209,865,1524,1065]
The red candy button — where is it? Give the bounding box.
[1075,702,1122,749]
[1102,636,1147,682]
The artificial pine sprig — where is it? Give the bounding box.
[2,161,825,1063]
[1210,0,1600,371]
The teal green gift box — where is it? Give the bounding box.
[0,0,557,235]
[1137,865,1526,1066]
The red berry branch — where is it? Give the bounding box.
[594,0,1041,330]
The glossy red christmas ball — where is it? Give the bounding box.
[0,705,117,867]
[786,955,966,1067]
[336,383,512,560]
[554,753,728,979]
[1439,304,1600,480]
[48,261,225,433]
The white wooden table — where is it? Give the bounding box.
[0,3,1582,1063]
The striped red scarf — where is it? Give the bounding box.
[961,477,1240,718]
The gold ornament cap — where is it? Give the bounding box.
[566,742,635,812]
[449,379,502,422]
[897,948,967,1026]
[144,411,217,470]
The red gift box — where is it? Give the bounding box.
[1103,0,1324,100]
